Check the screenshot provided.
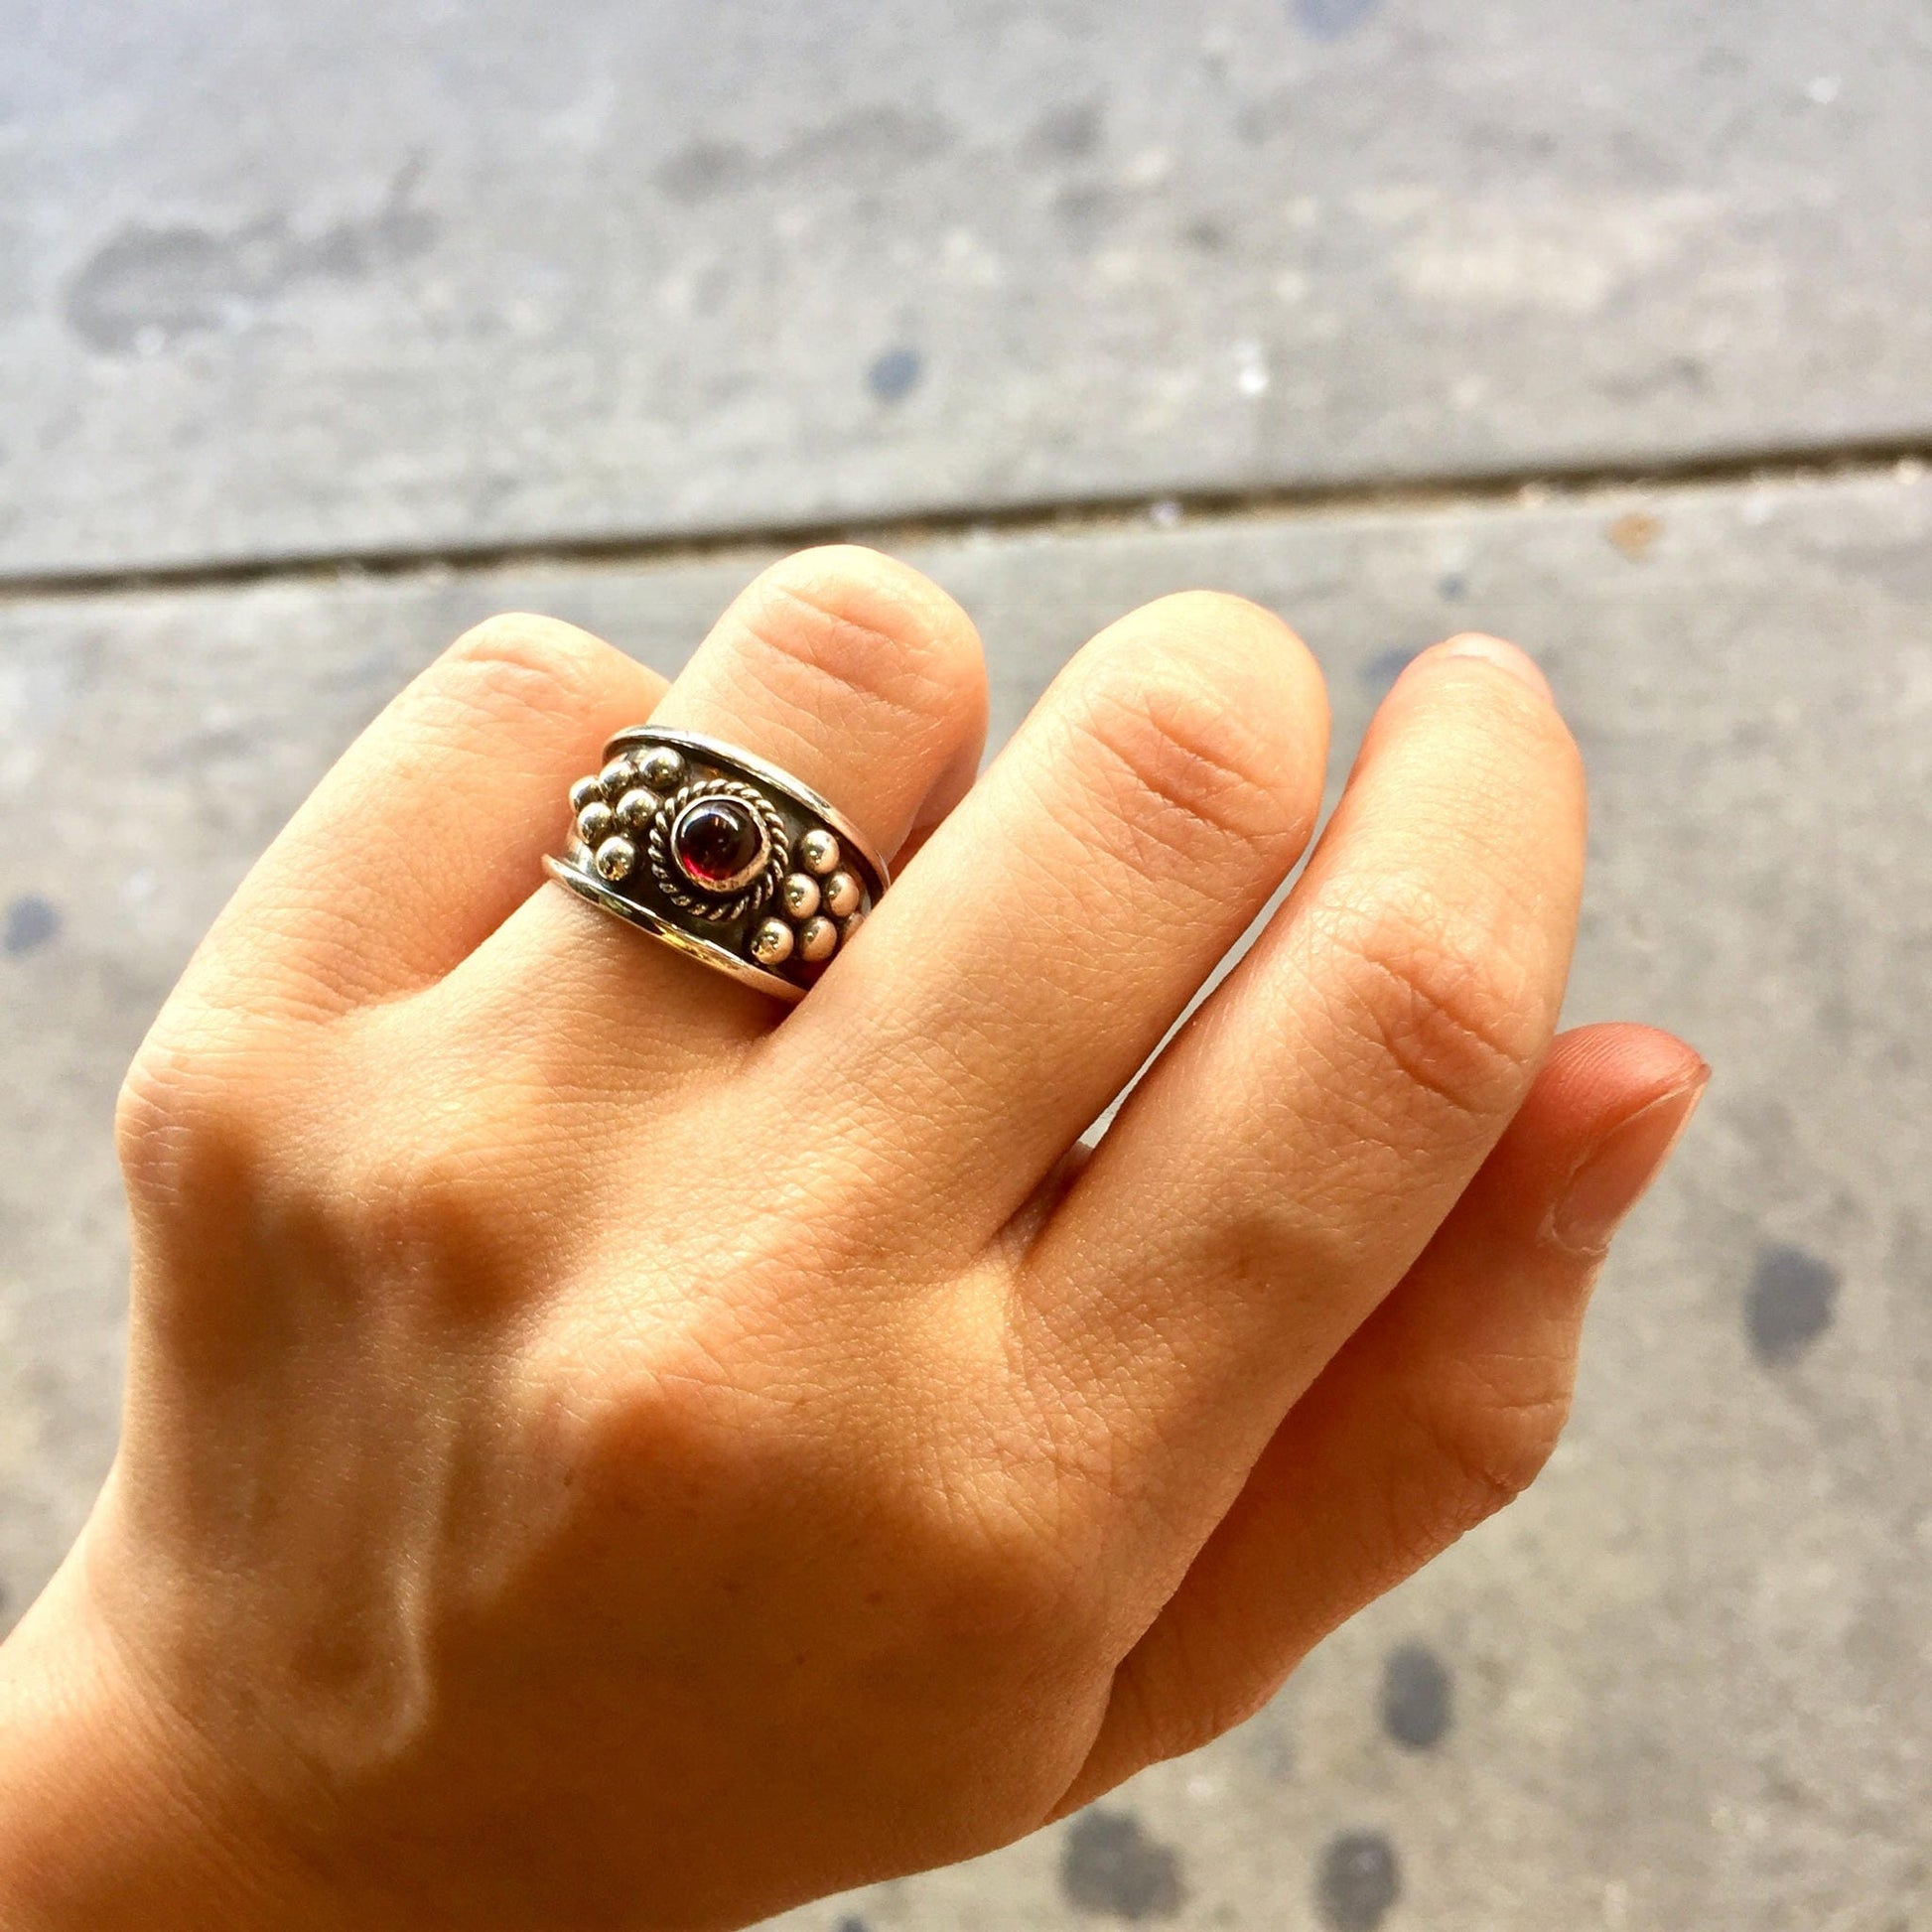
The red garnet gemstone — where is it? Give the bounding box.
[670,798,766,891]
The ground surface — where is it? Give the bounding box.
[1,4,1927,1928]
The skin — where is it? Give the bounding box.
[0,548,1706,1931]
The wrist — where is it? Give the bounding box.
[0,1545,340,1932]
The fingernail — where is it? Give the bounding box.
[1433,632,1554,702]
[1549,1066,1711,1256]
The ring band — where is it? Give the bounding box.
[545,729,889,1004]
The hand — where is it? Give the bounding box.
[0,548,1704,1931]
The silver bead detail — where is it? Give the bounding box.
[639,746,686,790]
[749,918,795,966]
[822,871,861,918]
[594,836,636,883]
[576,800,617,847]
[780,872,821,918]
[839,909,865,942]
[600,755,639,797]
[615,787,658,835]
[569,774,603,815]
[798,828,841,876]
[797,915,838,963]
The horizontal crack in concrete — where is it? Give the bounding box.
[2,437,1927,607]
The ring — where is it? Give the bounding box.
[544,729,890,1004]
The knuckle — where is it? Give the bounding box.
[1396,1362,1574,1548]
[434,612,616,733]
[565,1345,766,1513]
[116,1011,282,1214]
[1072,658,1308,872]
[1080,1635,1264,1783]
[1312,875,1548,1123]
[335,1114,540,1318]
[919,1497,1104,1663]
[735,549,982,742]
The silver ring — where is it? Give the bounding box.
[545,729,889,1004]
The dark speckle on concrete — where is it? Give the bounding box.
[1061,1809,1185,1921]
[1031,99,1104,160]
[656,138,756,202]
[1295,0,1384,42]
[867,346,923,403]
[1055,181,1120,236]
[1362,644,1421,691]
[1746,1243,1839,1362]
[1438,571,1468,601]
[835,1918,871,1932]
[1381,1642,1453,1749]
[3,894,60,956]
[1316,1831,1400,1932]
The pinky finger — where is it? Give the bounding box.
[1059,1023,1710,1809]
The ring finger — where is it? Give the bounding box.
[448,545,989,1071]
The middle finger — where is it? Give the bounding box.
[764,591,1329,1238]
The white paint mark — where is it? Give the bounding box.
[1148,498,1183,529]
[1235,341,1271,397]
[1895,644,1932,719]
[1378,187,1719,316]
[938,227,1004,289]
[1806,74,1842,105]
[0,646,84,794]
[539,73,616,151]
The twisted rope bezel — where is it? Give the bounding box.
[646,779,789,924]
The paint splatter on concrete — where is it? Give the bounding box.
[3,895,60,956]
[657,107,956,203]
[1060,1809,1185,1920]
[1746,1243,1839,1361]
[1316,1831,1400,1931]
[868,346,923,403]
[1381,1642,1453,1749]
[67,163,438,354]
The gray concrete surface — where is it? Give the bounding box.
[4,471,1929,1927]
[3,2,1930,1927]
[5,0,1932,575]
